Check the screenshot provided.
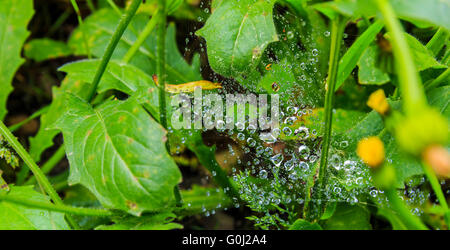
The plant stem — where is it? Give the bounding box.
[86,0,142,103]
[384,188,428,230]
[425,67,450,90]
[86,0,96,13]
[70,0,91,59]
[0,193,112,217]
[106,0,122,15]
[24,145,66,186]
[317,16,346,207]
[46,9,72,37]
[426,28,448,57]
[8,105,49,132]
[156,0,182,206]
[422,162,449,211]
[375,0,427,115]
[157,0,168,131]
[123,10,160,63]
[0,121,79,229]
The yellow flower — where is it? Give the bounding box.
[357,136,385,168]
[367,89,390,115]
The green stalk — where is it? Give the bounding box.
[385,188,428,230]
[24,145,66,186]
[426,28,448,57]
[0,193,112,217]
[86,0,96,13]
[106,0,122,15]
[46,9,72,37]
[8,105,49,133]
[157,0,168,131]
[86,0,142,103]
[425,67,450,90]
[156,0,182,206]
[123,10,160,63]
[0,121,79,229]
[422,162,449,211]
[316,16,346,206]
[375,0,427,115]
[70,0,91,59]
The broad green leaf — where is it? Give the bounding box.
[24,38,72,62]
[0,186,69,230]
[59,59,155,96]
[382,134,423,188]
[402,33,443,71]
[95,212,182,230]
[29,77,89,163]
[196,0,278,78]
[53,94,181,215]
[68,8,201,84]
[289,219,322,230]
[357,32,444,86]
[357,45,390,85]
[0,0,34,120]
[322,203,371,230]
[256,58,297,104]
[313,0,450,30]
[336,20,384,90]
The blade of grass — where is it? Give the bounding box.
[8,106,49,133]
[335,20,384,91]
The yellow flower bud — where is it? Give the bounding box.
[357,136,385,168]
[367,89,390,115]
[423,145,450,179]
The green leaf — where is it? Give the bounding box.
[0,0,34,120]
[68,8,201,84]
[402,33,443,71]
[29,77,89,163]
[289,219,322,230]
[427,86,449,118]
[196,0,278,78]
[357,45,390,85]
[336,20,384,89]
[0,186,69,230]
[95,212,182,230]
[339,102,424,188]
[24,38,72,62]
[256,58,297,103]
[59,59,156,96]
[322,203,371,230]
[53,93,181,215]
[313,0,450,30]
